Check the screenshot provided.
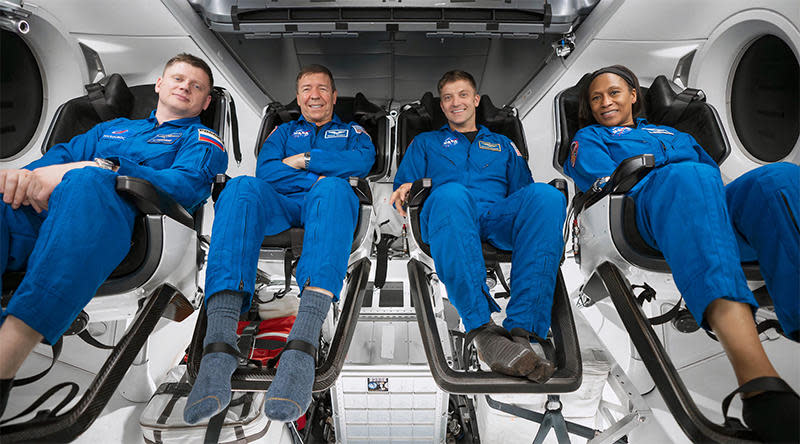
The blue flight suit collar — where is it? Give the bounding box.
[437,123,493,139]
[145,110,202,127]
[297,113,344,129]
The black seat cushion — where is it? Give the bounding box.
[397,92,528,162]
[253,93,388,178]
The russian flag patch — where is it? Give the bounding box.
[198,128,224,151]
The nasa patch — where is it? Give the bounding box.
[611,127,632,136]
[324,128,349,139]
[442,137,458,147]
[198,128,224,151]
[570,141,579,167]
[292,129,311,138]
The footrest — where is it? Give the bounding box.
[408,259,582,394]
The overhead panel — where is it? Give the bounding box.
[191,0,600,105]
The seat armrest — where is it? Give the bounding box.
[211,173,229,203]
[115,176,193,228]
[548,178,568,202]
[607,154,656,194]
[408,178,432,208]
[349,177,372,205]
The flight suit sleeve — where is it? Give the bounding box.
[256,124,321,193]
[23,120,112,170]
[111,126,228,211]
[393,137,428,190]
[563,127,619,192]
[505,139,533,196]
[306,124,376,178]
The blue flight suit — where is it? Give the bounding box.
[204,115,374,310]
[394,125,566,337]
[565,118,800,337]
[0,111,228,344]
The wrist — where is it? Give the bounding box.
[303,152,310,170]
[94,157,119,172]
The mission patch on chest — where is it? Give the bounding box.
[478,140,501,152]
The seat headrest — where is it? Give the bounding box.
[554,74,729,171]
[99,74,135,118]
[643,76,729,164]
[397,93,529,161]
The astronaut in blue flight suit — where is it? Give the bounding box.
[0,53,227,415]
[391,70,565,382]
[184,64,375,424]
[564,65,799,443]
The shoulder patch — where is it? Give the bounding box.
[198,128,224,151]
[569,141,579,167]
[510,141,522,157]
[351,124,371,140]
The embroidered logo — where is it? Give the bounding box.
[570,141,579,167]
[147,132,182,145]
[198,128,224,151]
[324,129,349,139]
[643,127,674,135]
[442,137,458,147]
[112,129,129,135]
[292,129,310,138]
[611,127,632,136]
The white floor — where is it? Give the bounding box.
[3,257,798,443]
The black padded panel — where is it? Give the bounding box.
[397,92,528,162]
[253,93,388,178]
[555,74,728,171]
[644,77,728,164]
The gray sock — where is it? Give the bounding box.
[184,290,244,424]
[264,288,331,421]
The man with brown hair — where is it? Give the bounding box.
[184,64,375,423]
[0,53,227,414]
[391,70,565,381]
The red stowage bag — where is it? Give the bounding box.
[236,315,296,366]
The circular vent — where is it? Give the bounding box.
[731,35,799,162]
[0,30,44,160]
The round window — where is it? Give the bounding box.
[1,29,44,160]
[731,35,799,162]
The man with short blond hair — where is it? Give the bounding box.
[0,53,227,415]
